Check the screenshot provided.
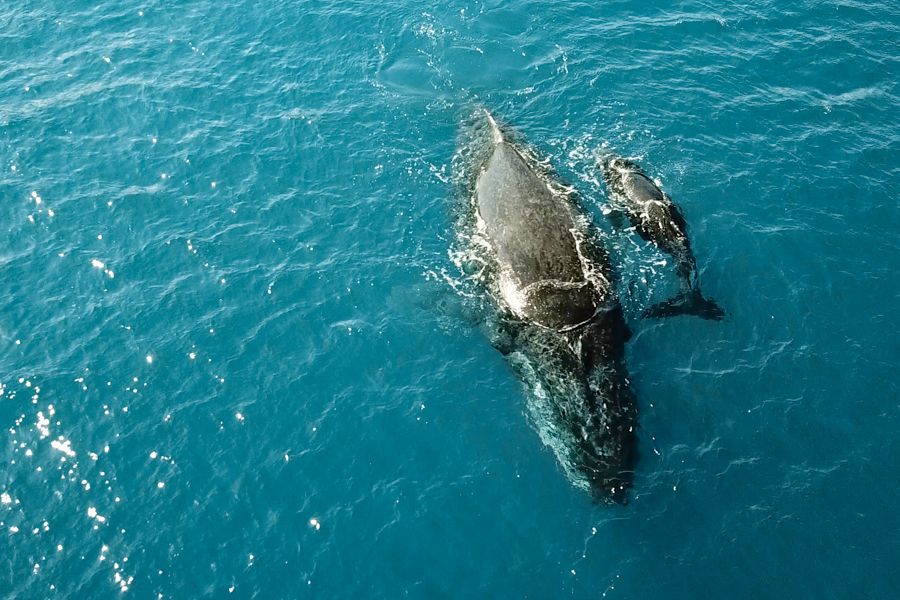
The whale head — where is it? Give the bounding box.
[483,109,504,146]
[599,156,638,185]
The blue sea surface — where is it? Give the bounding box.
[2,0,898,597]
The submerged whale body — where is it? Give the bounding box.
[600,157,724,321]
[467,112,637,503]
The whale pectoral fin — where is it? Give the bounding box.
[490,317,525,356]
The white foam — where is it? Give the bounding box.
[498,271,527,317]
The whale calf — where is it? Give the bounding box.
[465,113,637,502]
[600,157,724,320]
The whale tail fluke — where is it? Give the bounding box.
[644,288,725,321]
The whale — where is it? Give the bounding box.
[464,112,637,503]
[600,156,724,320]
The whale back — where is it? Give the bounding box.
[476,141,600,329]
[602,159,689,255]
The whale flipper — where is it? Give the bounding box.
[644,288,725,321]
[489,317,526,355]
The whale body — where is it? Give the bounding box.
[468,113,637,502]
[601,157,724,320]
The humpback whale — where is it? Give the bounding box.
[464,112,637,503]
[600,157,724,320]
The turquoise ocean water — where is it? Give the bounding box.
[2,1,898,597]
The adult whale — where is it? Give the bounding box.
[600,157,725,320]
[467,112,637,503]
